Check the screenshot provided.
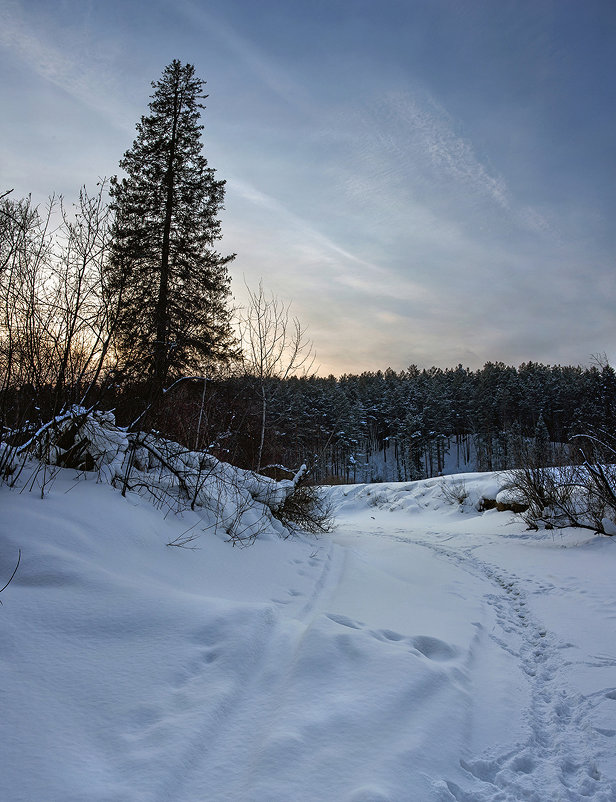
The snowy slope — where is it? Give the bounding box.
[1,469,615,801]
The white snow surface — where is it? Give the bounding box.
[1,469,616,801]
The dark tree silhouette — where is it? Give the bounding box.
[108,60,234,397]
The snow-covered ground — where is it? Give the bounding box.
[1,468,615,801]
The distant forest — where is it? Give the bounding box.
[105,360,616,484]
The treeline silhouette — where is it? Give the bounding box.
[88,359,614,483]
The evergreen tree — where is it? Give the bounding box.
[108,60,234,395]
[533,412,551,467]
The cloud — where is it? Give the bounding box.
[382,89,510,209]
[0,1,131,131]
[320,85,563,253]
[174,0,315,117]
[2,0,609,375]
[227,175,391,282]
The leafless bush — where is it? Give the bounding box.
[0,183,117,441]
[273,482,335,536]
[439,476,469,505]
[238,280,314,472]
[571,432,616,535]
[503,459,616,535]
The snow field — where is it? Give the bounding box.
[1,468,615,800]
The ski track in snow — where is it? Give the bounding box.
[377,527,616,802]
[122,539,349,801]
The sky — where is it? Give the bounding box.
[1,0,615,376]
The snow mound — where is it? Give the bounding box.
[327,471,509,516]
[6,407,307,543]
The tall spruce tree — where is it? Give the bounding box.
[108,60,234,395]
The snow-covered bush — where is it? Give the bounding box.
[439,476,469,506]
[273,483,335,535]
[503,462,616,535]
[2,406,330,544]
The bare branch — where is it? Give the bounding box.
[0,549,21,603]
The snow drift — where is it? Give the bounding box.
[3,406,308,544]
[1,443,615,800]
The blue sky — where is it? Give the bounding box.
[1,0,614,375]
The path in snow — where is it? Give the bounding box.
[140,513,616,800]
[382,527,616,801]
[114,520,486,801]
[66,507,616,801]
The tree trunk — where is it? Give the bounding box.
[152,84,181,397]
[256,383,267,473]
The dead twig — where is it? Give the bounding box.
[0,549,21,603]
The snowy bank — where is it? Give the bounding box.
[3,407,308,543]
[1,464,615,800]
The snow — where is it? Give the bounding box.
[1,466,615,801]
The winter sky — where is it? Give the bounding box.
[1,0,614,376]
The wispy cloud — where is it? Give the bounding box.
[2,0,609,374]
[228,175,391,281]
[320,84,563,258]
[0,1,131,130]
[175,0,315,117]
[383,89,510,209]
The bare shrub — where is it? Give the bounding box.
[439,476,469,505]
[273,482,335,536]
[503,460,615,535]
[0,183,117,453]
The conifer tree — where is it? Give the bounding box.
[108,60,234,395]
